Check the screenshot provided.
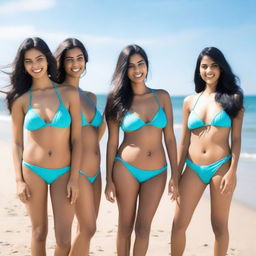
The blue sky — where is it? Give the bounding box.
[0,0,255,95]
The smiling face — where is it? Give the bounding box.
[200,55,221,87]
[64,47,86,78]
[24,48,48,79]
[127,54,148,84]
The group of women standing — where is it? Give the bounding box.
[4,37,243,256]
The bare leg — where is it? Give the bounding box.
[210,161,235,256]
[69,175,97,256]
[92,173,102,218]
[113,161,140,256]
[50,172,75,256]
[23,166,48,256]
[133,170,167,256]
[171,166,207,256]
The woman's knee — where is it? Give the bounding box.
[118,222,133,238]
[55,228,71,250]
[211,219,228,237]
[171,217,189,234]
[135,221,151,239]
[79,223,97,239]
[32,225,48,242]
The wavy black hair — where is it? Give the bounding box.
[194,47,243,118]
[54,38,89,84]
[6,37,57,112]
[105,44,149,122]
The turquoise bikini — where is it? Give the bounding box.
[80,91,103,184]
[186,93,232,183]
[116,89,168,183]
[22,161,70,184]
[23,84,71,184]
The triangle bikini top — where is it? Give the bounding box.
[24,84,71,131]
[80,91,102,128]
[121,89,167,132]
[187,93,231,130]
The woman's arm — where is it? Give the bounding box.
[67,87,82,204]
[177,96,191,175]
[220,108,244,193]
[98,114,106,141]
[11,96,31,202]
[160,90,179,200]
[105,118,119,203]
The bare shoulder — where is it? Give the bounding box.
[183,94,197,110]
[58,84,79,99]
[84,90,96,104]
[12,92,29,112]
[153,89,170,102]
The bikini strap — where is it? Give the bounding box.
[151,89,162,107]
[82,91,97,109]
[29,88,32,106]
[53,83,63,104]
[192,92,203,110]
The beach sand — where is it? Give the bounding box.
[1,139,256,256]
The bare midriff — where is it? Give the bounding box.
[23,127,71,168]
[118,126,166,170]
[188,126,231,164]
[80,126,100,176]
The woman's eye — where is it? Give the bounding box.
[24,60,32,64]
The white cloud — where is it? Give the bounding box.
[0,25,37,39]
[0,0,56,14]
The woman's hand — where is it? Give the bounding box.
[168,177,180,201]
[220,169,237,194]
[67,179,79,204]
[16,181,31,203]
[105,181,116,203]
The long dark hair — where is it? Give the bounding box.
[54,38,89,84]
[6,37,57,112]
[105,44,149,122]
[194,47,243,118]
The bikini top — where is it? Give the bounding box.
[80,91,103,127]
[121,89,167,132]
[187,93,231,130]
[24,84,71,131]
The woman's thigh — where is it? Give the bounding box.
[23,166,48,229]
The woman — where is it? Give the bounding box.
[171,47,244,256]
[7,37,81,256]
[54,38,105,255]
[105,44,179,256]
